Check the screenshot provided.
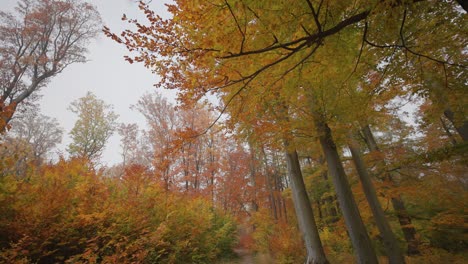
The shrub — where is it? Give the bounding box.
[0,160,237,263]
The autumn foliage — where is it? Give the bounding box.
[1,0,467,263]
[0,159,237,263]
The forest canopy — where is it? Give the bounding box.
[1,0,467,263]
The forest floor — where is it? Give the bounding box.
[218,248,273,264]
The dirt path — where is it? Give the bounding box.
[219,225,273,264]
[219,248,272,264]
[233,248,255,264]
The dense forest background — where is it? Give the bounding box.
[0,0,467,263]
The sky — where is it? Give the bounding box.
[1,0,175,166]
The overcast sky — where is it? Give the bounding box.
[1,0,175,166]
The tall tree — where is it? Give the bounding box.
[313,111,378,264]
[348,134,405,264]
[224,81,329,263]
[67,92,118,162]
[133,91,178,190]
[0,0,101,131]
[284,143,329,264]
[361,124,421,255]
[0,107,63,176]
[117,123,140,167]
[363,1,467,141]
[7,107,63,163]
[106,0,465,261]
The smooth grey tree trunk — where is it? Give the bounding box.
[314,118,378,264]
[248,142,259,212]
[440,117,458,145]
[443,109,468,141]
[260,146,279,219]
[348,136,405,264]
[456,0,468,12]
[361,125,420,255]
[284,143,329,264]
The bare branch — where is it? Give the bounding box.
[305,0,322,32]
[220,11,370,59]
[225,0,246,53]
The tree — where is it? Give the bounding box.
[106,0,465,262]
[361,124,421,255]
[7,107,63,163]
[117,123,140,167]
[313,110,379,264]
[285,144,329,264]
[67,92,118,162]
[0,107,62,177]
[133,91,227,195]
[133,91,179,190]
[106,1,375,261]
[362,2,467,141]
[0,0,101,132]
[348,134,405,264]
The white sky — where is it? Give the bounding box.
[1,0,175,166]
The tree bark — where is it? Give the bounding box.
[362,125,420,255]
[315,118,378,264]
[361,125,380,152]
[284,143,329,264]
[248,142,259,212]
[443,109,468,141]
[456,0,468,12]
[348,137,405,264]
[439,117,458,145]
[260,146,278,219]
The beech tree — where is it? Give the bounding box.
[134,91,232,196]
[67,92,118,162]
[105,1,378,262]
[7,107,63,163]
[348,134,405,264]
[0,0,101,132]
[105,0,466,262]
[133,91,179,190]
[117,123,140,166]
[0,107,62,177]
[361,124,421,255]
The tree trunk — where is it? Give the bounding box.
[362,125,420,255]
[456,0,468,12]
[440,117,458,145]
[260,146,278,219]
[318,157,339,223]
[443,108,468,141]
[315,118,378,264]
[361,125,380,152]
[282,195,289,223]
[284,143,329,264]
[248,142,259,212]
[267,171,278,219]
[348,137,405,264]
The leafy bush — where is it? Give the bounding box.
[0,160,237,263]
[251,209,305,264]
